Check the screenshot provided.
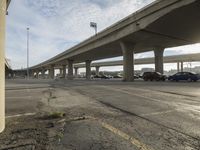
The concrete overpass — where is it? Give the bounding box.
[27,0,200,81]
[15,53,200,78]
[73,53,200,74]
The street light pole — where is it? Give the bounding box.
[90,22,97,35]
[27,27,29,80]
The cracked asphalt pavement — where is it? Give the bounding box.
[2,79,200,150]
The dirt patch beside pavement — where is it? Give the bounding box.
[1,85,93,150]
[1,87,67,150]
[0,112,66,150]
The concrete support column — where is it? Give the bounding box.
[177,62,180,72]
[49,65,55,79]
[62,65,66,78]
[31,71,33,78]
[67,59,74,80]
[0,0,7,131]
[181,62,184,72]
[86,60,92,80]
[41,68,46,79]
[47,69,50,78]
[36,71,39,79]
[154,47,164,74]
[31,71,34,78]
[95,66,100,75]
[74,67,78,77]
[59,68,62,76]
[30,70,34,78]
[120,41,134,82]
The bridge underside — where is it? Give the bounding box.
[49,0,199,66]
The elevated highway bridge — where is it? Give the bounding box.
[15,0,200,81]
[73,53,200,73]
[14,53,200,78]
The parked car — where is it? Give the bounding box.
[107,75,113,79]
[142,72,166,81]
[93,75,102,78]
[101,75,110,79]
[134,75,139,79]
[113,75,122,78]
[139,74,143,79]
[168,72,200,82]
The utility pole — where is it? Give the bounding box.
[27,27,29,79]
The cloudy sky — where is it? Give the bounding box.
[6,0,200,71]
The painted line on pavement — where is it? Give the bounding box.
[101,121,153,150]
[84,116,153,150]
[6,96,33,99]
[6,113,36,118]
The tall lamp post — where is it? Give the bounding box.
[90,22,97,35]
[27,27,29,79]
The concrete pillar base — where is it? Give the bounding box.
[36,71,39,79]
[49,65,55,79]
[154,47,164,74]
[120,41,134,82]
[95,66,100,76]
[62,65,66,78]
[41,68,46,79]
[67,60,74,80]
[74,67,78,77]
[30,71,34,78]
[177,62,180,72]
[181,62,184,72]
[59,68,63,77]
[86,60,92,80]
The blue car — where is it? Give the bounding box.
[168,72,200,82]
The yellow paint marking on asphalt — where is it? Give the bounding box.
[101,121,153,150]
[83,116,153,149]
